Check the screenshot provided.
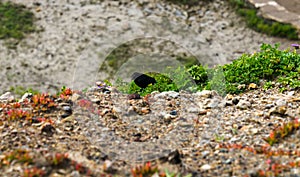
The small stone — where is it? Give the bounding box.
[275,99,287,106]
[237,84,246,90]
[203,98,220,109]
[62,106,72,113]
[141,107,150,114]
[265,104,274,109]
[225,94,234,100]
[61,112,72,119]
[248,83,258,90]
[287,91,295,96]
[19,93,32,102]
[200,164,211,171]
[70,171,80,177]
[188,107,199,113]
[250,128,259,135]
[91,98,101,104]
[41,124,55,135]
[199,109,207,115]
[0,92,14,102]
[196,90,217,98]
[170,110,177,115]
[232,98,239,105]
[201,150,210,158]
[268,106,287,116]
[236,100,251,110]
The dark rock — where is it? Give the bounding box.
[41,124,55,135]
[170,110,177,115]
[131,72,156,88]
[232,98,239,105]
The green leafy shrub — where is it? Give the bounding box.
[223,43,300,93]
[0,2,36,40]
[229,0,298,39]
[116,43,300,95]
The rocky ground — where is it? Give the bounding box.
[0,82,300,176]
[1,0,300,176]
[0,0,298,94]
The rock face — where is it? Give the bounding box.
[246,0,300,36]
[0,0,297,94]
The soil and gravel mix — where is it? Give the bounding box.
[0,82,300,176]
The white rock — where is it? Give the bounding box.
[195,90,218,98]
[200,164,211,171]
[236,100,251,110]
[0,92,14,102]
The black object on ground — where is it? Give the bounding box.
[131,72,156,88]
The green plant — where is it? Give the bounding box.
[223,44,300,94]
[263,81,274,90]
[9,86,40,96]
[0,2,36,40]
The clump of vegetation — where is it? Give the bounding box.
[223,43,300,93]
[264,118,300,146]
[0,2,36,40]
[115,44,300,95]
[116,66,197,96]
[9,86,40,96]
[229,0,298,39]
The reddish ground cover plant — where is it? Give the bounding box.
[219,117,300,176]
[23,167,45,177]
[264,118,299,146]
[131,162,159,177]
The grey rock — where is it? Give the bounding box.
[0,92,14,102]
[236,100,251,110]
[196,90,218,98]
[275,99,287,106]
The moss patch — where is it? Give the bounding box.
[0,2,36,40]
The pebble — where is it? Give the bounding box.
[200,164,212,171]
[268,105,287,116]
[236,100,251,110]
[170,110,177,115]
[248,83,258,90]
[195,90,218,98]
[0,92,14,102]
